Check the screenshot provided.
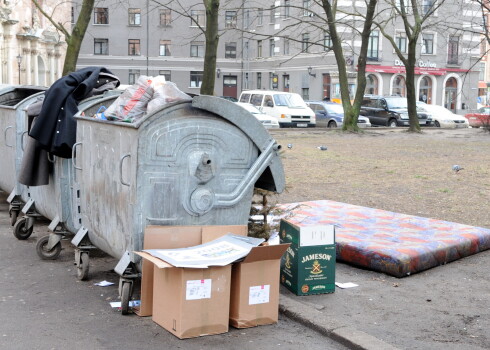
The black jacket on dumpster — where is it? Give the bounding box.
[29,66,120,158]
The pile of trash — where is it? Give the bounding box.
[93,75,192,123]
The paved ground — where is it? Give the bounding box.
[0,191,346,350]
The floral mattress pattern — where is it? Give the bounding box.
[277,200,490,277]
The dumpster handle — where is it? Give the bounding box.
[4,126,13,148]
[119,154,131,186]
[47,152,56,163]
[213,140,278,208]
[72,142,82,170]
[21,131,28,151]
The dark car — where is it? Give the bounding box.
[307,101,371,128]
[360,95,432,127]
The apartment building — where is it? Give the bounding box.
[74,0,482,112]
[0,0,68,86]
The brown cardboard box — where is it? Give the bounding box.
[229,243,290,328]
[135,225,247,339]
[137,225,247,317]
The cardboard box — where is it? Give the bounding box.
[136,225,247,339]
[229,243,290,328]
[279,219,336,296]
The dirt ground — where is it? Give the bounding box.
[270,127,490,230]
[269,126,490,349]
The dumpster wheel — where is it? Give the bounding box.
[77,252,90,281]
[36,235,62,260]
[13,217,33,240]
[9,209,18,226]
[121,281,133,315]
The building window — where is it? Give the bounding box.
[190,71,203,88]
[303,0,312,16]
[270,5,275,24]
[129,8,141,26]
[160,9,171,26]
[159,40,171,56]
[71,7,75,24]
[190,41,204,57]
[302,33,310,53]
[129,69,140,85]
[244,9,250,29]
[284,0,290,18]
[257,40,263,58]
[159,70,171,81]
[447,36,459,64]
[257,72,262,89]
[324,32,331,51]
[479,62,485,81]
[419,76,432,103]
[225,11,237,28]
[422,33,434,54]
[128,39,140,55]
[94,38,109,55]
[191,10,205,27]
[225,42,237,58]
[258,8,263,26]
[94,7,109,24]
[269,39,275,56]
[392,75,406,97]
[283,74,290,90]
[396,33,407,53]
[284,36,290,55]
[367,31,379,60]
[422,0,435,15]
[365,74,378,95]
[302,88,309,100]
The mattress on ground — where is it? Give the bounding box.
[277,200,490,277]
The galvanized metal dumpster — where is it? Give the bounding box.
[0,85,47,224]
[70,95,285,302]
[14,91,123,264]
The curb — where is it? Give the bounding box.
[279,295,400,350]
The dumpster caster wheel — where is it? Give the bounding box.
[36,235,62,260]
[13,218,33,240]
[9,209,18,226]
[121,282,132,315]
[77,253,90,281]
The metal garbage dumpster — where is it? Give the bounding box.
[0,85,47,224]
[13,91,123,262]
[70,95,285,306]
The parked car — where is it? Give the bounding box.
[238,90,316,128]
[235,102,280,129]
[306,101,371,128]
[220,96,238,102]
[464,106,490,128]
[360,95,432,127]
[416,102,469,128]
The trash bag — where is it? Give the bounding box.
[147,78,192,114]
[104,76,154,122]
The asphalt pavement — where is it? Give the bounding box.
[0,190,346,350]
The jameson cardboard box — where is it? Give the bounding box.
[229,243,290,328]
[279,219,336,296]
[135,225,247,339]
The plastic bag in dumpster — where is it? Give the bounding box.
[147,79,191,114]
[104,76,154,122]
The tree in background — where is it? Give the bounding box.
[32,0,95,76]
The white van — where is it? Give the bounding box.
[238,90,316,128]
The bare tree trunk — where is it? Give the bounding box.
[406,40,421,132]
[63,0,95,75]
[201,0,220,95]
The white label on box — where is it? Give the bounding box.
[186,279,212,300]
[249,285,270,305]
[300,225,335,247]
